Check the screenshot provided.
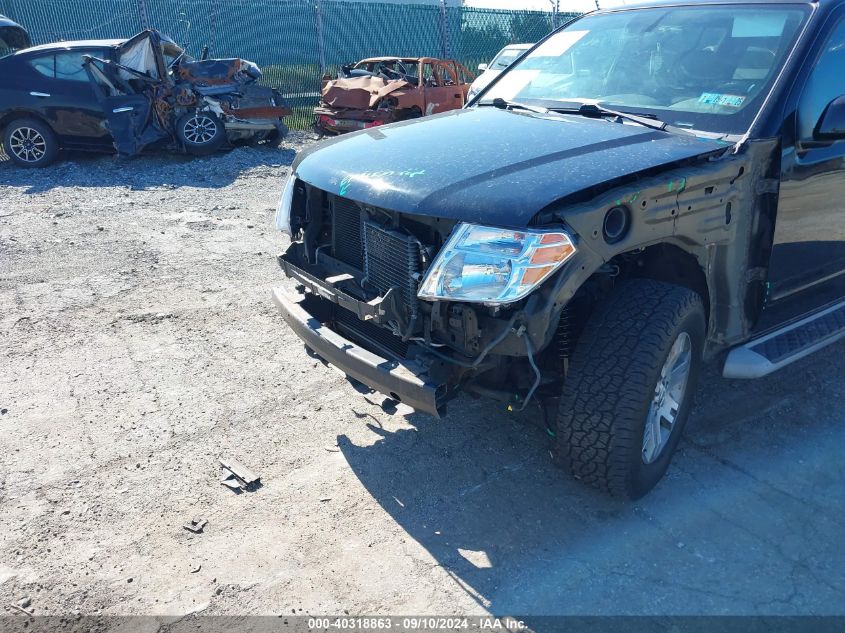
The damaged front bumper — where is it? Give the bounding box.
[272,285,448,417]
[222,118,283,132]
[314,108,391,134]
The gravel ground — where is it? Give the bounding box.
[1,136,844,620]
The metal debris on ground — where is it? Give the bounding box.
[183,517,208,534]
[219,456,260,492]
[8,603,33,618]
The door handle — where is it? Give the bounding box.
[29,91,50,98]
[112,107,134,113]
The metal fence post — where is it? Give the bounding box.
[315,0,327,76]
[438,0,450,59]
[137,0,150,30]
[209,0,219,56]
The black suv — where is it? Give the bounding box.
[274,0,845,498]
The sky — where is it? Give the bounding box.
[463,0,627,11]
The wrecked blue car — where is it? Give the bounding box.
[0,29,290,166]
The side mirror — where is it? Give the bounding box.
[478,63,488,72]
[814,96,845,141]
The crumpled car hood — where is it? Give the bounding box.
[321,75,409,111]
[294,107,730,226]
[177,58,261,92]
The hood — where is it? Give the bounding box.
[294,107,729,226]
[177,58,261,89]
[321,75,409,110]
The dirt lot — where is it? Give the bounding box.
[1,136,844,620]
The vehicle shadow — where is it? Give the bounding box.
[336,341,845,616]
[0,142,299,194]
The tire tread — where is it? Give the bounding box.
[556,279,703,497]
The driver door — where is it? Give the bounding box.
[444,61,472,105]
[15,49,113,148]
[83,55,169,156]
[423,62,463,114]
[770,14,845,303]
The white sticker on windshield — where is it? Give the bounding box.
[531,30,589,57]
[732,14,787,38]
[699,93,746,108]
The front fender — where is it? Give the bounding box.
[523,139,780,356]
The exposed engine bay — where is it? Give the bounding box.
[279,181,574,417]
[275,131,770,420]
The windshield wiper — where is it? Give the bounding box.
[552,103,693,136]
[478,97,550,115]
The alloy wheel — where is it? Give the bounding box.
[642,331,692,465]
[183,115,218,144]
[9,127,47,163]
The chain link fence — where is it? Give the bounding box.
[0,0,579,129]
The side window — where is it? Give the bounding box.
[55,51,91,82]
[28,54,54,78]
[422,63,440,87]
[798,19,845,140]
[439,62,458,86]
[455,63,473,85]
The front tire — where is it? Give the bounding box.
[262,122,289,147]
[556,279,705,499]
[175,112,225,155]
[400,106,423,121]
[3,118,59,167]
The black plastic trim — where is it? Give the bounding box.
[272,286,447,417]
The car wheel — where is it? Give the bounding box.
[266,122,289,146]
[556,279,705,499]
[176,112,225,155]
[401,107,423,120]
[3,118,59,167]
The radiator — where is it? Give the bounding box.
[363,221,423,325]
[331,196,364,268]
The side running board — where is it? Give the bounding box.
[723,299,845,379]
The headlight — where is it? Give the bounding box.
[418,223,577,304]
[275,173,296,236]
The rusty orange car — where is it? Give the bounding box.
[314,57,474,134]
